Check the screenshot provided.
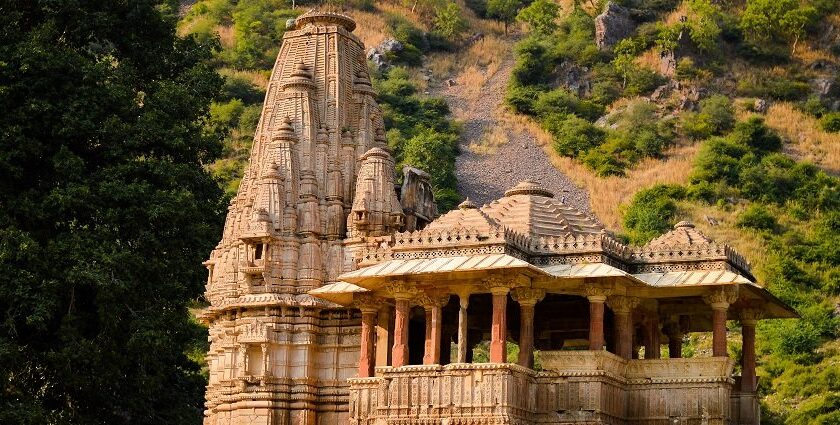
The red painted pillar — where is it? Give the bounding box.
[518,304,535,367]
[423,304,443,365]
[587,295,607,351]
[358,308,377,377]
[741,318,757,392]
[608,296,638,359]
[490,288,509,363]
[392,297,410,367]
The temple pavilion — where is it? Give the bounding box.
[311,180,796,425]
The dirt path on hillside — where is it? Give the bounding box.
[428,50,594,216]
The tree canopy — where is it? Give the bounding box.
[0,1,224,424]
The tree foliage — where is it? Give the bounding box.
[487,0,523,34]
[433,2,469,41]
[516,0,559,35]
[740,0,818,54]
[0,1,225,424]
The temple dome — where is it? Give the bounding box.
[424,197,499,233]
[295,11,356,32]
[482,181,603,238]
[645,221,714,248]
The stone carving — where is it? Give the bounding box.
[703,286,739,308]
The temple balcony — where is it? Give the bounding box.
[349,353,749,425]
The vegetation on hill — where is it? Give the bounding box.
[497,0,840,423]
[0,1,224,423]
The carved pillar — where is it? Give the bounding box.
[387,281,418,367]
[704,287,738,357]
[420,293,449,365]
[512,288,545,368]
[740,310,761,392]
[585,287,611,351]
[392,297,410,367]
[608,296,639,359]
[355,295,382,377]
[457,292,470,363]
[375,305,392,367]
[490,286,510,363]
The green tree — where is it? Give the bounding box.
[740,0,818,54]
[516,0,560,36]
[433,2,469,41]
[0,1,224,424]
[487,0,523,35]
[612,38,640,89]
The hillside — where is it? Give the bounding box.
[177,1,839,423]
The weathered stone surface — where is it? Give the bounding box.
[595,2,636,50]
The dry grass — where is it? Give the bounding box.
[504,113,698,229]
[351,8,390,48]
[664,2,691,25]
[468,126,508,155]
[216,25,236,49]
[761,102,840,175]
[635,48,663,74]
[219,68,271,89]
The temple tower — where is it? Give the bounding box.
[200,12,413,425]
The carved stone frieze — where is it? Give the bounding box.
[607,295,640,314]
[703,286,739,309]
[511,287,546,306]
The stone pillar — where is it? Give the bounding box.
[457,293,470,363]
[608,296,639,359]
[666,322,683,359]
[358,308,377,377]
[392,297,411,367]
[585,287,611,351]
[490,286,510,363]
[740,310,761,392]
[375,305,392,367]
[512,288,545,368]
[644,312,660,359]
[421,294,449,365]
[704,288,737,358]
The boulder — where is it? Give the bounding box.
[595,2,636,50]
[553,61,591,97]
[813,77,836,99]
[366,48,389,71]
[754,98,769,113]
[379,38,404,54]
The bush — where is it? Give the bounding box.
[210,99,246,128]
[533,89,604,121]
[736,74,810,101]
[516,0,559,35]
[433,2,469,41]
[681,95,735,139]
[543,114,606,157]
[736,205,778,231]
[220,75,265,103]
[505,84,544,115]
[622,184,686,244]
[402,128,459,210]
[510,36,555,87]
[820,112,840,132]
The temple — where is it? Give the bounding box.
[201,11,796,425]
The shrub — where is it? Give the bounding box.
[210,99,246,128]
[820,112,840,132]
[220,75,265,103]
[730,116,782,153]
[505,84,544,115]
[736,74,810,101]
[433,2,469,41]
[622,184,686,244]
[517,0,560,35]
[681,95,735,139]
[736,204,778,231]
[797,96,827,118]
[510,36,555,87]
[533,89,605,121]
[543,114,606,157]
[402,128,459,210]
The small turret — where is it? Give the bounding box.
[347,148,404,237]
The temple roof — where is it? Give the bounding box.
[481,182,604,238]
[646,221,714,247]
[422,197,499,233]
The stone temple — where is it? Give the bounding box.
[200,11,795,425]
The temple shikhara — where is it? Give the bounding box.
[200,11,796,425]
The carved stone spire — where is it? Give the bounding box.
[347,147,404,237]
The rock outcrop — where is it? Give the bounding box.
[595,2,636,50]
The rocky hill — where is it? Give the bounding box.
[178,1,840,423]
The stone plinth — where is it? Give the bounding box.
[349,353,742,425]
